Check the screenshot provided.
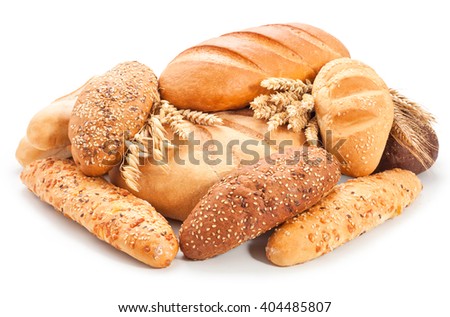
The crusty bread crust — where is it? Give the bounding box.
[179,146,341,260]
[16,137,71,167]
[110,109,306,221]
[69,61,158,176]
[266,168,422,266]
[313,58,394,177]
[20,158,178,268]
[26,80,89,151]
[159,23,350,111]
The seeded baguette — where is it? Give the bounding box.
[266,168,422,266]
[69,61,158,176]
[179,146,341,260]
[20,158,178,268]
[15,137,71,167]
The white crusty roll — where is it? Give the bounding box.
[159,23,350,112]
[21,158,178,268]
[266,168,422,266]
[15,136,71,167]
[69,61,158,176]
[312,58,394,177]
[110,109,306,221]
[26,79,90,151]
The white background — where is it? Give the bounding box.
[1,0,449,316]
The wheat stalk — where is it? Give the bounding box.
[389,89,437,169]
[120,98,222,192]
[261,77,312,95]
[305,116,319,146]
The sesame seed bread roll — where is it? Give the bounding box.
[26,79,90,151]
[20,158,178,268]
[110,109,306,221]
[69,61,158,176]
[266,168,422,266]
[159,23,349,112]
[15,136,71,167]
[179,146,341,260]
[312,58,394,177]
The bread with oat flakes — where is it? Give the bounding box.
[20,157,178,268]
[69,61,158,176]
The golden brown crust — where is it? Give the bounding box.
[20,158,178,268]
[266,168,422,266]
[69,61,158,176]
[179,146,341,260]
[312,58,394,177]
[159,23,350,112]
[26,80,89,151]
[109,109,306,221]
[15,137,72,167]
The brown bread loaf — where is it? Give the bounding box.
[69,61,158,176]
[179,146,341,260]
[376,124,439,175]
[20,158,178,268]
[266,169,422,266]
[312,58,394,177]
[159,23,350,112]
[110,109,306,221]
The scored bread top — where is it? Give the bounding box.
[159,23,350,112]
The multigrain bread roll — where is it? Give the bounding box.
[179,146,341,260]
[26,79,90,151]
[20,158,178,268]
[110,109,306,221]
[266,169,422,266]
[69,61,158,176]
[15,137,71,167]
[160,23,350,112]
[312,58,394,177]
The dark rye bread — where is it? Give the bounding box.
[159,23,350,112]
[179,146,341,260]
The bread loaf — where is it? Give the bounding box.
[312,58,394,177]
[376,126,438,174]
[266,169,422,266]
[21,158,178,268]
[159,23,350,112]
[69,61,158,176]
[26,79,90,151]
[15,136,71,167]
[110,109,306,221]
[179,146,341,260]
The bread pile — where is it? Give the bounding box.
[17,23,437,268]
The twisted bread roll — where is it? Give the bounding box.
[160,23,349,111]
[312,58,394,177]
[69,61,158,176]
[21,158,178,268]
[266,169,422,266]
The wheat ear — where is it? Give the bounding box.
[389,89,437,169]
